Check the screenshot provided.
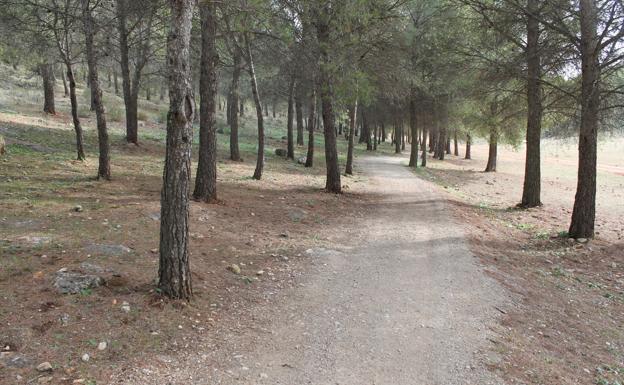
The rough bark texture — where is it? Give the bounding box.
[345,100,357,175]
[66,65,85,161]
[158,0,195,301]
[193,1,218,202]
[305,85,316,168]
[295,92,304,146]
[453,131,459,156]
[116,0,137,144]
[520,0,543,208]
[421,110,428,167]
[61,68,69,97]
[245,33,265,180]
[409,90,418,168]
[569,0,600,239]
[484,128,498,172]
[41,63,56,114]
[82,0,111,180]
[229,50,241,161]
[286,77,296,160]
[465,133,471,160]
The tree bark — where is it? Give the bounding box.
[60,67,69,97]
[484,128,498,172]
[421,108,429,167]
[345,99,357,175]
[569,0,600,239]
[453,130,459,156]
[305,84,316,168]
[229,49,241,161]
[409,89,418,167]
[193,1,218,202]
[520,0,543,208]
[40,62,56,115]
[116,0,137,144]
[66,64,86,161]
[82,0,111,180]
[465,133,471,159]
[286,77,296,160]
[159,0,195,301]
[295,92,304,146]
[245,33,265,180]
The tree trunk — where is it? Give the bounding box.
[485,128,498,172]
[345,99,357,175]
[117,0,138,144]
[158,0,195,301]
[40,62,56,115]
[520,0,543,208]
[286,77,296,160]
[245,33,264,180]
[229,49,241,161]
[465,133,471,160]
[305,85,316,168]
[65,64,85,160]
[193,1,218,202]
[409,89,418,168]
[421,110,428,167]
[381,123,385,142]
[364,110,373,151]
[453,130,459,156]
[295,92,304,146]
[373,125,377,151]
[114,71,119,95]
[61,67,69,97]
[82,0,110,180]
[569,0,600,239]
[395,124,401,154]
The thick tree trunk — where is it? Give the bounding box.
[453,130,459,156]
[245,34,264,180]
[193,1,218,202]
[421,108,429,167]
[66,64,85,161]
[381,123,385,142]
[465,133,471,160]
[117,0,138,144]
[305,85,316,168]
[158,0,195,301]
[485,128,498,172]
[394,125,401,154]
[317,36,341,193]
[364,111,372,151]
[569,0,600,239]
[520,0,543,208]
[229,50,241,161]
[40,63,56,115]
[409,90,418,168]
[82,0,110,180]
[445,136,451,155]
[345,100,357,175]
[295,92,304,146]
[286,77,296,160]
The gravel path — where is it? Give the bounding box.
[115,155,508,385]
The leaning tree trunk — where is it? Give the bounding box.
[159,0,195,301]
[345,99,357,175]
[305,85,316,168]
[520,0,543,208]
[193,1,218,202]
[65,63,85,161]
[41,62,56,114]
[409,89,418,168]
[484,128,498,172]
[229,49,241,161]
[569,0,600,239]
[465,133,471,160]
[295,92,304,146]
[286,77,296,160]
[82,0,110,180]
[245,33,265,180]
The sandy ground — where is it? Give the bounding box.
[111,155,508,385]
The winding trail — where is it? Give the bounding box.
[116,155,507,385]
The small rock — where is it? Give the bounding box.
[97,342,107,351]
[256,270,264,276]
[121,301,131,313]
[279,233,289,238]
[227,264,241,275]
[81,354,90,362]
[260,373,268,379]
[36,362,53,372]
[612,262,617,269]
[297,156,307,165]
[576,238,588,244]
[73,205,83,212]
[38,376,53,384]
[54,271,104,294]
[59,313,70,326]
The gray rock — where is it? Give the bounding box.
[297,156,307,165]
[147,212,160,221]
[0,353,31,368]
[79,262,115,275]
[84,244,131,256]
[288,209,308,222]
[275,149,288,157]
[36,362,53,372]
[73,205,83,212]
[18,236,51,246]
[54,270,104,294]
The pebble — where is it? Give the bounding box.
[121,301,131,313]
[256,270,264,276]
[81,354,90,362]
[73,205,83,212]
[97,341,107,351]
[36,362,53,372]
[228,264,241,275]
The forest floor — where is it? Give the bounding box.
[1,65,623,385]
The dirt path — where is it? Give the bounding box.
[114,155,508,385]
